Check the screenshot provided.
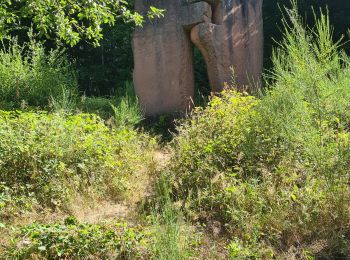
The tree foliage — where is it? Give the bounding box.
[0,0,163,46]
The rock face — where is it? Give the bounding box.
[133,0,263,116]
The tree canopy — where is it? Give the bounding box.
[0,0,163,46]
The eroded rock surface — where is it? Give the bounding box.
[133,0,263,115]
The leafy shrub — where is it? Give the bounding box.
[0,110,156,214]
[169,6,350,258]
[170,91,259,225]
[0,35,78,109]
[0,182,37,221]
[4,217,151,259]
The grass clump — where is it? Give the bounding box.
[3,217,151,259]
[151,177,195,260]
[169,5,350,258]
[78,81,143,128]
[0,35,78,109]
[111,81,143,129]
[0,110,156,219]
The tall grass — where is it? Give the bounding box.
[112,81,143,128]
[0,35,78,109]
[151,176,191,260]
[50,87,77,112]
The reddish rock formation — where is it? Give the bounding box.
[133,0,263,116]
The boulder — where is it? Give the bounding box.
[133,0,263,115]
[191,0,263,92]
[133,0,212,115]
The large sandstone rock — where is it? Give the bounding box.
[191,0,263,92]
[133,1,212,115]
[133,0,263,116]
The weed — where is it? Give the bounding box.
[4,217,151,259]
[151,176,192,260]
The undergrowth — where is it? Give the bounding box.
[169,4,350,258]
[0,34,78,109]
[2,2,350,260]
[0,111,156,221]
[78,81,143,129]
[151,177,195,260]
[2,217,151,259]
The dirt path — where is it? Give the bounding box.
[75,149,171,224]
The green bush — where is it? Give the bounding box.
[4,217,151,259]
[0,110,155,216]
[169,6,350,258]
[0,35,78,109]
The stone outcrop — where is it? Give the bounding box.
[133,0,263,116]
